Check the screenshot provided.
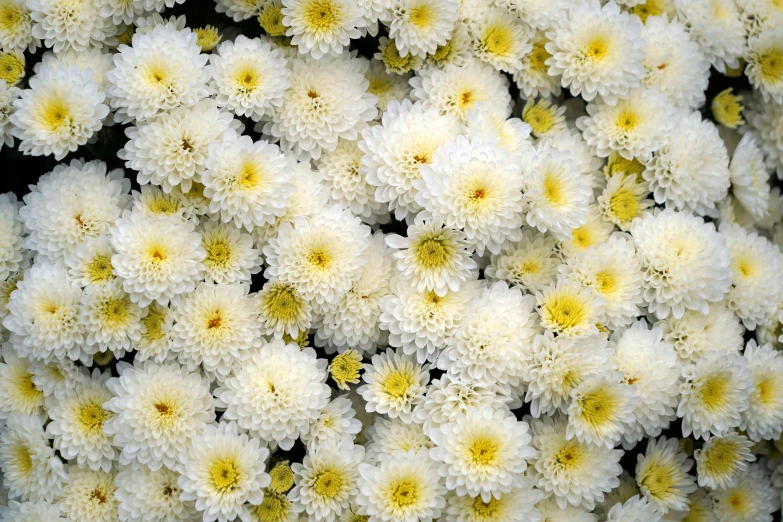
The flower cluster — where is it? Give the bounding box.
[1,0,783,521]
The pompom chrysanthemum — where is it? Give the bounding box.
[115,464,199,522]
[535,277,605,338]
[282,0,367,58]
[383,0,458,58]
[359,347,429,422]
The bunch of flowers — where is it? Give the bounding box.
[1,0,783,521]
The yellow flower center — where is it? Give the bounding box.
[529,41,551,73]
[582,36,609,62]
[263,283,303,321]
[368,77,389,97]
[640,462,677,501]
[543,172,564,206]
[148,194,180,215]
[195,25,222,51]
[205,239,232,270]
[258,2,287,37]
[238,161,262,189]
[629,0,667,22]
[759,48,783,84]
[116,25,134,46]
[141,305,167,342]
[87,255,114,284]
[146,246,167,267]
[594,270,617,295]
[468,436,499,467]
[313,469,343,499]
[431,39,453,64]
[17,373,43,404]
[0,52,24,87]
[38,94,71,132]
[304,0,342,31]
[615,109,639,132]
[414,236,450,269]
[282,330,309,348]
[210,458,242,492]
[383,370,413,398]
[481,24,513,57]
[141,63,171,88]
[609,187,642,222]
[0,4,23,32]
[254,492,291,522]
[733,257,755,279]
[13,444,33,474]
[700,373,730,412]
[151,399,179,428]
[553,442,584,471]
[408,4,432,28]
[471,496,501,518]
[100,298,130,327]
[703,439,739,477]
[545,294,586,331]
[523,103,555,135]
[518,259,540,275]
[605,153,645,182]
[570,226,595,251]
[78,401,111,433]
[234,66,260,93]
[577,386,616,427]
[330,351,363,387]
[388,479,418,508]
[381,40,416,73]
[711,88,745,129]
[725,491,751,516]
[269,462,295,493]
[757,375,781,406]
[307,247,332,270]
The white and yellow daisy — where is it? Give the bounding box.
[115,464,199,522]
[694,432,755,491]
[469,8,531,73]
[557,205,615,258]
[200,220,261,285]
[635,436,696,514]
[444,481,542,522]
[282,0,367,58]
[566,374,637,448]
[514,31,561,100]
[257,278,313,340]
[521,98,566,139]
[0,344,44,420]
[597,173,654,231]
[359,348,430,423]
[484,228,560,294]
[535,277,605,338]
[0,0,39,53]
[80,280,143,360]
[27,0,116,52]
[384,0,458,58]
[57,466,118,522]
[675,0,746,74]
[709,464,777,522]
[64,235,116,288]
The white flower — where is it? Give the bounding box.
[215,340,331,450]
[534,497,596,522]
[134,302,175,364]
[438,281,537,387]
[178,421,270,522]
[120,99,237,194]
[64,234,117,288]
[171,282,262,380]
[720,223,783,329]
[110,212,205,307]
[469,8,531,73]
[317,138,389,225]
[365,60,411,112]
[0,194,23,280]
[215,0,263,20]
[611,320,681,448]
[107,23,210,124]
[290,438,364,522]
[521,331,613,417]
[282,0,367,58]
[104,361,215,470]
[359,348,430,422]
[263,54,377,161]
[386,215,476,296]
[737,0,783,36]
[199,220,261,285]
[209,35,291,121]
[361,99,460,220]
[28,0,116,52]
[694,432,755,491]
[11,64,108,160]
[80,280,143,359]
[656,301,744,365]
[357,448,446,522]
[484,228,559,294]
[431,406,533,501]
[729,134,771,223]
[635,437,696,514]
[566,374,637,448]
[263,205,371,308]
[514,31,562,100]
[630,209,731,319]
[383,0,458,57]
[380,279,480,364]
[0,344,44,420]
[28,357,84,401]
[639,16,710,110]
[675,0,745,73]
[115,465,199,522]
[605,495,662,522]
[4,261,86,363]
[416,136,525,255]
[0,80,19,150]
[678,352,753,440]
[535,278,604,338]
[743,92,783,179]
[528,414,623,510]
[741,341,783,442]
[365,417,432,463]
[558,205,615,258]
[20,158,130,260]
[443,481,543,522]
[257,279,313,340]
[462,105,534,162]
[597,173,654,231]
[545,0,645,104]
[128,185,192,222]
[301,395,363,446]
[45,369,114,472]
[0,0,39,53]
[57,467,119,522]
[709,464,777,522]
[409,61,511,123]
[0,500,65,522]
[644,112,730,216]
[0,413,67,502]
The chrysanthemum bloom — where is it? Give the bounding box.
[558,205,615,258]
[382,0,458,58]
[19,158,130,260]
[64,235,116,288]
[534,497,596,522]
[678,351,753,440]
[28,357,83,402]
[462,105,534,162]
[364,417,432,464]
[264,205,371,308]
[110,212,205,307]
[107,23,210,123]
[263,54,377,160]
[675,0,745,73]
[712,88,745,129]
[364,60,410,112]
[521,331,613,417]
[315,232,393,353]
[269,462,295,494]
[178,421,270,522]
[438,281,537,386]
[317,138,390,225]
[290,438,364,521]
[0,413,67,502]
[301,395,362,446]
[444,480,542,522]
[45,369,114,472]
[4,261,86,363]
[57,467,118,522]
[431,406,533,501]
[656,302,744,365]
[741,341,783,441]
[566,374,636,448]
[630,209,731,319]
[0,500,65,522]
[635,437,696,514]
[215,341,331,450]
[0,0,39,52]
[0,80,20,149]
[519,98,565,139]
[121,99,237,194]
[528,414,622,511]
[80,280,143,360]
[416,136,524,255]
[0,344,44,420]
[380,279,480,364]
[282,0,367,58]
[710,464,777,522]
[115,464,199,522]
[720,224,783,329]
[11,63,108,160]
[28,0,117,53]
[128,185,191,222]
[728,134,771,223]
[171,282,262,380]
[743,91,783,180]
[604,495,662,522]
[644,112,730,216]
[133,302,175,364]
[639,16,710,110]
[425,22,472,68]
[514,31,562,100]
[484,228,559,294]
[535,278,604,338]
[693,432,755,491]
[386,215,476,296]
[199,220,261,285]
[545,0,645,104]
[611,320,681,447]
[209,35,290,121]
[375,36,423,74]
[361,99,460,220]
[329,351,363,391]
[104,361,215,470]
[410,61,511,123]
[357,448,446,522]
[359,348,430,422]
[468,8,531,73]
[257,278,313,340]
[597,173,654,231]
